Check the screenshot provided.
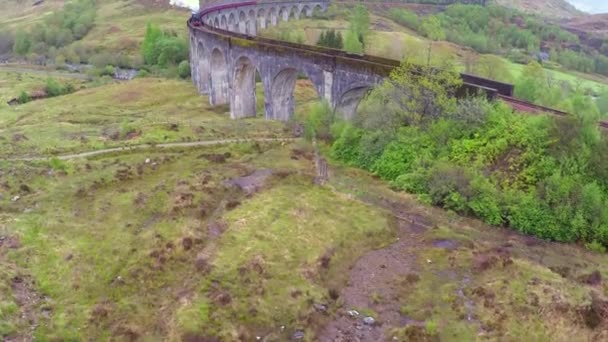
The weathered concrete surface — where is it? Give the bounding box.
[190,0,383,121]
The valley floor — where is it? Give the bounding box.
[0,72,607,340]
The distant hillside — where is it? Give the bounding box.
[564,13,608,36]
[493,0,582,18]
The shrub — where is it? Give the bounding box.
[17,91,31,104]
[330,124,362,165]
[44,78,75,98]
[585,240,607,253]
[304,100,334,141]
[178,61,191,79]
[48,158,68,172]
[136,69,150,78]
[388,8,419,30]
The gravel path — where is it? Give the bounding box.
[6,137,294,161]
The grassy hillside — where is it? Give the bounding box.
[0,0,64,31]
[493,0,582,18]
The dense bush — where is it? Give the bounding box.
[142,23,188,68]
[317,29,343,49]
[328,59,608,252]
[388,8,419,30]
[178,61,191,79]
[45,78,75,97]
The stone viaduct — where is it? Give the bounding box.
[188,0,514,121]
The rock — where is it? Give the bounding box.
[11,195,20,202]
[292,330,305,340]
[145,158,151,164]
[313,303,328,313]
[363,316,376,325]
[347,309,360,318]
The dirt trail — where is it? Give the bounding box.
[6,137,294,161]
[1,236,41,342]
[319,199,433,341]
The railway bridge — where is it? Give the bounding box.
[188,0,516,121]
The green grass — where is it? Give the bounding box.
[0,77,291,157]
[0,0,64,31]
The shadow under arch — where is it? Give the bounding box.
[335,86,372,120]
[210,48,229,105]
[270,68,320,121]
[231,55,263,119]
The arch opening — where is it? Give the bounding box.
[269,7,278,26]
[301,5,311,17]
[257,8,268,29]
[220,15,228,30]
[279,6,289,22]
[271,68,319,121]
[289,6,298,20]
[213,17,220,28]
[247,9,256,35]
[312,4,323,18]
[336,86,372,120]
[238,11,247,33]
[210,48,229,105]
[232,56,263,119]
[228,12,236,31]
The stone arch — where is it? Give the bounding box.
[231,56,261,119]
[213,17,220,28]
[210,48,229,105]
[228,12,236,31]
[336,86,372,119]
[238,10,247,33]
[247,9,257,35]
[269,7,278,26]
[279,6,289,22]
[289,6,299,20]
[257,8,268,29]
[270,68,319,121]
[312,4,323,17]
[300,5,311,17]
[220,15,228,30]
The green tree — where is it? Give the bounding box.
[357,60,462,127]
[420,16,445,65]
[348,5,369,46]
[514,61,546,102]
[344,29,363,54]
[13,30,31,55]
[142,23,163,65]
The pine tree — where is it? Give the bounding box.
[317,30,327,47]
[327,29,336,48]
[335,31,343,49]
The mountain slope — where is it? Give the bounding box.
[494,0,582,18]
